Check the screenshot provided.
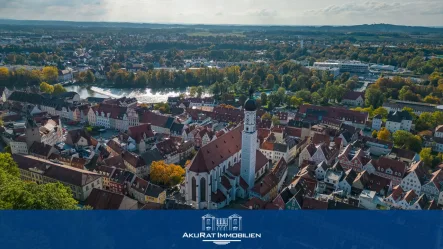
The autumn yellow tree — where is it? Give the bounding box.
[150,161,185,186]
[261,113,271,120]
[377,127,391,141]
[42,66,59,84]
[0,67,9,85]
[39,82,54,94]
[53,84,67,94]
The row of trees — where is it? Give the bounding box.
[0,66,59,86]
[39,82,67,94]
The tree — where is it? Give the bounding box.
[377,128,391,141]
[420,148,433,168]
[0,67,9,85]
[39,82,54,94]
[371,130,378,138]
[393,130,422,153]
[265,74,275,89]
[261,113,272,120]
[365,87,384,108]
[53,84,67,94]
[85,70,96,83]
[0,153,78,209]
[268,92,280,107]
[42,66,58,84]
[271,115,280,125]
[196,86,204,98]
[289,96,303,108]
[424,95,440,104]
[153,102,170,114]
[277,87,286,103]
[295,89,311,102]
[372,107,388,119]
[260,92,268,105]
[150,161,185,186]
[311,92,322,105]
[189,86,197,97]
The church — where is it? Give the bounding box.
[184,91,271,209]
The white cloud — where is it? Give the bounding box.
[0,0,441,26]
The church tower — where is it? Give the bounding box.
[241,88,257,189]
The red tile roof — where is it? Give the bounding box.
[388,185,404,201]
[285,127,302,138]
[299,104,368,124]
[312,133,330,145]
[343,91,365,101]
[251,173,279,197]
[302,197,328,210]
[374,157,407,178]
[221,176,232,190]
[128,124,154,143]
[211,190,226,203]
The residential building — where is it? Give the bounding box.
[14,154,102,201]
[129,176,166,204]
[341,91,365,107]
[400,161,427,195]
[85,188,138,210]
[372,115,382,131]
[383,100,437,115]
[122,152,149,177]
[385,110,412,133]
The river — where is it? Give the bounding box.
[64,85,206,103]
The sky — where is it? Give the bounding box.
[0,0,442,26]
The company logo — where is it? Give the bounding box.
[182,214,262,245]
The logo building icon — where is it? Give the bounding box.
[202,214,242,232]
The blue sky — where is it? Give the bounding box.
[0,0,442,26]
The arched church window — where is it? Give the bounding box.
[200,178,206,202]
[192,177,197,201]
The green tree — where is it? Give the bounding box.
[373,107,388,119]
[290,96,303,108]
[39,82,54,94]
[393,130,422,153]
[53,84,67,94]
[0,153,78,209]
[261,113,272,120]
[196,86,204,98]
[277,87,286,103]
[189,86,197,97]
[295,89,311,102]
[85,70,96,83]
[311,92,322,105]
[371,130,378,138]
[420,148,433,168]
[271,115,280,125]
[265,74,275,89]
[260,92,268,106]
[365,87,384,108]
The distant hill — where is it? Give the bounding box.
[0,19,442,34]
